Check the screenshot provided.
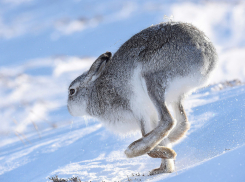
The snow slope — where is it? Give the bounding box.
[1,84,245,182]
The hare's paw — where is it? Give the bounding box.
[147,146,176,159]
[125,138,152,158]
[150,159,175,175]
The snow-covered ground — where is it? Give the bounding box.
[1,84,245,181]
[0,0,245,181]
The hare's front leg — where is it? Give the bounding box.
[125,104,176,174]
[140,120,176,160]
[125,76,176,158]
[124,102,175,158]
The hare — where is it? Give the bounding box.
[67,22,217,174]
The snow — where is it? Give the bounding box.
[1,84,245,181]
[163,145,245,182]
[1,0,245,181]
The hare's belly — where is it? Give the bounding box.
[101,110,140,134]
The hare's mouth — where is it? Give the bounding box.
[67,101,87,117]
[67,103,77,116]
[67,104,73,116]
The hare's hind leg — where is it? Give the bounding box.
[150,159,175,175]
[148,143,176,174]
[167,101,190,143]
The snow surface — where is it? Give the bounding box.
[1,0,245,181]
[1,84,245,182]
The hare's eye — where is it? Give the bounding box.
[70,89,76,96]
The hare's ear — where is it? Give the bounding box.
[85,52,112,82]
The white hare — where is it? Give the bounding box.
[67,22,217,174]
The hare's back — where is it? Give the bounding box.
[111,22,217,77]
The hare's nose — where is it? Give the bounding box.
[70,89,75,96]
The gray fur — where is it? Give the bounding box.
[67,21,218,174]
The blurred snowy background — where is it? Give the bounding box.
[1,0,245,143]
[0,0,245,181]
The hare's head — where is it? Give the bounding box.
[67,52,112,116]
